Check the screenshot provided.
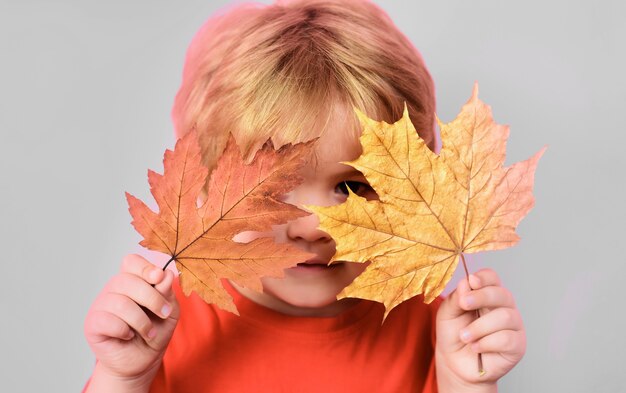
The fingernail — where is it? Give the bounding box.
[148,327,157,339]
[161,304,171,318]
[464,295,475,308]
[460,329,471,342]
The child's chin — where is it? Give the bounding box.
[286,296,339,309]
[277,292,361,317]
[292,297,359,317]
[261,287,342,315]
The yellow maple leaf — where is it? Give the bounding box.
[309,84,545,318]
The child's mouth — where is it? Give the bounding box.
[297,263,332,268]
[290,260,344,272]
[297,258,342,267]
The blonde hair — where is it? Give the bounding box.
[172,0,436,172]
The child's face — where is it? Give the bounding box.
[234,116,377,316]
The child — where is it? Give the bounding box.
[84,0,526,391]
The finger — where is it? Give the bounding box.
[154,270,179,319]
[469,330,526,359]
[455,273,483,299]
[459,307,523,344]
[441,273,484,320]
[154,269,175,298]
[108,273,173,319]
[155,270,178,309]
[471,268,502,288]
[120,254,164,285]
[439,269,498,320]
[96,292,157,342]
[437,288,465,320]
[85,310,135,343]
[458,285,515,311]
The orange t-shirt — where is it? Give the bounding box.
[149,281,441,393]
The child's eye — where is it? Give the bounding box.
[335,181,377,200]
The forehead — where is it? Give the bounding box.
[308,105,363,165]
[313,129,361,164]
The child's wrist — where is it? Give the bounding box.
[86,361,159,393]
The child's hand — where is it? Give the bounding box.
[435,268,526,392]
[84,254,179,391]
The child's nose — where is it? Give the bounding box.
[285,210,332,243]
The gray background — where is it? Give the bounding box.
[1,0,624,392]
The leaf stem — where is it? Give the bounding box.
[460,253,485,377]
[162,256,175,271]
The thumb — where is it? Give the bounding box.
[154,269,180,317]
[437,274,482,321]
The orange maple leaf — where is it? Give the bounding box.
[126,130,315,314]
[309,85,545,318]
